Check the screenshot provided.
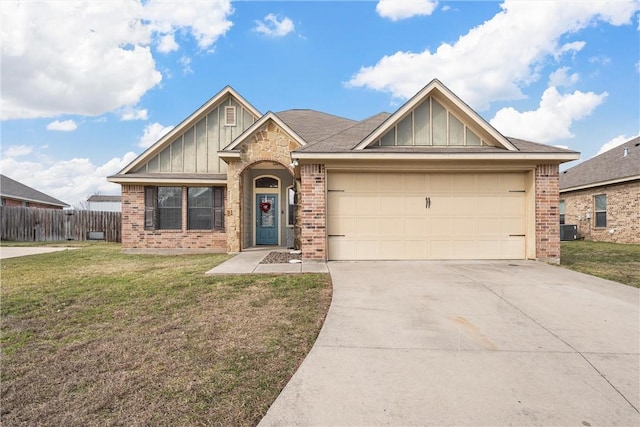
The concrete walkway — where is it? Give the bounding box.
[205,249,329,274]
[0,246,77,259]
[259,260,640,426]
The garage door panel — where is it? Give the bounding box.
[327,172,527,260]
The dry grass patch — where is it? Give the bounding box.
[561,241,640,287]
[1,243,332,426]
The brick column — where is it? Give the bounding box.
[535,164,560,264]
[121,185,144,249]
[300,164,326,260]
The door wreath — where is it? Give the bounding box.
[259,201,271,213]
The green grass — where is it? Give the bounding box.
[561,241,640,288]
[0,242,332,426]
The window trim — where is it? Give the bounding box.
[559,200,565,225]
[286,185,296,228]
[593,194,607,228]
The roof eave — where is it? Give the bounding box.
[221,111,307,151]
[292,151,580,162]
[107,175,227,186]
[560,174,640,193]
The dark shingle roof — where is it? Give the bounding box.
[560,136,640,190]
[275,110,357,145]
[0,174,69,207]
[297,113,391,152]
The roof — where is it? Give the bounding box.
[275,110,357,145]
[0,174,69,207]
[560,136,640,191]
[87,195,122,203]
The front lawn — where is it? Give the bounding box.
[0,243,332,426]
[561,241,640,288]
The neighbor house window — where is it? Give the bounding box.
[144,186,182,230]
[559,200,565,225]
[594,194,606,228]
[287,186,296,227]
[187,187,225,230]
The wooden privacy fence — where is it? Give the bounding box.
[1,207,121,242]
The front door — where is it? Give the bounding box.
[256,194,278,245]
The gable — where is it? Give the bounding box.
[118,87,261,177]
[355,79,516,151]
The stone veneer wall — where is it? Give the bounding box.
[121,184,227,251]
[300,164,326,260]
[225,121,297,253]
[561,181,639,244]
[535,164,560,263]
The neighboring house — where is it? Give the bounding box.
[108,80,578,263]
[0,174,68,209]
[87,195,122,212]
[559,136,640,244]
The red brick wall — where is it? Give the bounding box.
[535,164,560,263]
[560,181,639,243]
[121,185,227,251]
[300,164,326,260]
[1,198,64,209]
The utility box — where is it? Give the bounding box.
[560,224,577,241]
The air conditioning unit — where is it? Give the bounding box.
[560,224,578,241]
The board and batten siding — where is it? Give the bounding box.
[136,96,257,175]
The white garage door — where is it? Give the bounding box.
[327,172,526,260]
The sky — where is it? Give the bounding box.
[1,0,639,208]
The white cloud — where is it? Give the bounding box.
[0,152,138,208]
[3,145,33,157]
[120,108,149,121]
[254,13,295,37]
[490,87,608,143]
[157,34,179,53]
[1,0,233,120]
[548,67,579,87]
[348,0,637,110]
[46,120,78,131]
[376,0,438,21]
[595,134,636,156]
[138,122,175,148]
[179,56,193,75]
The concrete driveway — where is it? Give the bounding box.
[0,246,76,259]
[260,260,639,426]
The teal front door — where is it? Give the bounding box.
[256,194,278,245]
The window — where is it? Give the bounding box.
[594,194,606,228]
[559,200,565,225]
[145,187,182,229]
[255,177,278,188]
[187,187,225,230]
[158,187,182,229]
[287,187,296,227]
[224,106,236,126]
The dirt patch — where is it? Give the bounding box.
[260,251,302,264]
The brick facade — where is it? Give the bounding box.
[1,197,64,209]
[561,180,640,244]
[535,164,560,264]
[121,185,227,251]
[300,164,326,260]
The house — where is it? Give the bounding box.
[0,174,68,209]
[108,79,578,263]
[559,136,640,243]
[87,195,122,212]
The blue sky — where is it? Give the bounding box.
[1,0,638,207]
